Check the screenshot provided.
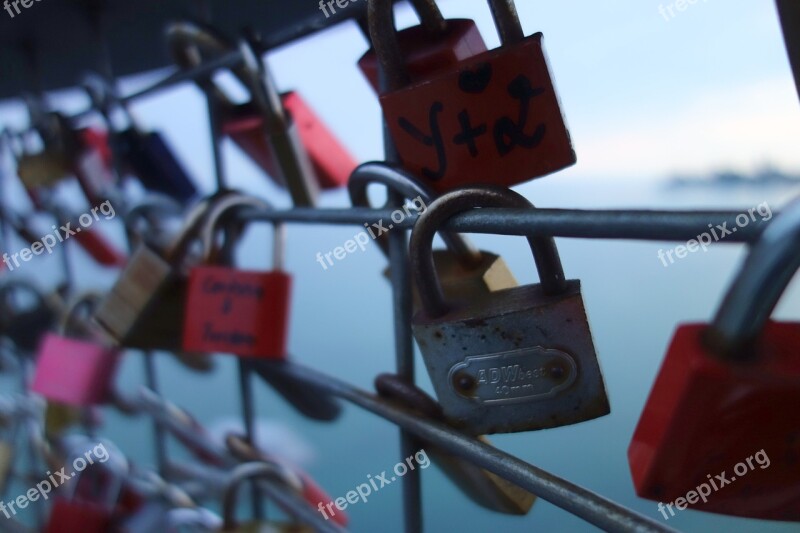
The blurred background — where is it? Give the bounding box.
[0,0,799,531]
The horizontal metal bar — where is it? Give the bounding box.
[261,361,677,533]
[122,50,244,104]
[238,206,770,243]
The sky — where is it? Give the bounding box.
[1,0,798,194]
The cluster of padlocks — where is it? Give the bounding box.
[0,0,798,531]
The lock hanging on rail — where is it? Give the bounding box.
[94,192,260,363]
[629,199,800,521]
[367,0,576,193]
[181,193,292,359]
[348,161,517,307]
[410,186,609,435]
[84,75,199,205]
[375,373,536,515]
[31,293,121,407]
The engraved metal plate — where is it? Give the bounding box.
[447,347,577,405]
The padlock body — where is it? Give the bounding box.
[222,92,356,190]
[412,280,609,434]
[381,32,575,193]
[385,250,517,310]
[45,498,112,533]
[429,436,535,514]
[95,245,186,350]
[359,19,487,92]
[629,322,800,521]
[182,266,292,359]
[31,334,120,406]
[115,129,198,203]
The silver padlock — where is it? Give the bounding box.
[410,186,610,434]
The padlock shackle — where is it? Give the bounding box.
[60,292,103,340]
[221,461,303,530]
[123,195,183,250]
[410,186,566,318]
[707,198,800,361]
[368,0,445,91]
[166,191,270,268]
[368,0,524,91]
[348,162,482,265]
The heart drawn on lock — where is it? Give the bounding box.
[458,62,493,94]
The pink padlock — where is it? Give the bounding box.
[31,294,120,407]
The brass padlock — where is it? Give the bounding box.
[411,187,610,435]
[375,373,536,514]
[348,162,517,306]
[219,462,310,533]
[16,150,73,188]
[95,192,265,357]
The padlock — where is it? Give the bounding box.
[31,294,121,407]
[0,280,57,352]
[84,73,198,204]
[16,150,72,189]
[72,126,116,206]
[222,91,357,191]
[219,462,311,533]
[95,192,260,355]
[410,186,609,434]
[348,161,517,307]
[44,401,85,438]
[628,200,800,521]
[44,456,123,533]
[375,373,536,514]
[182,196,291,359]
[167,23,320,206]
[358,0,487,92]
[225,434,349,528]
[370,0,576,193]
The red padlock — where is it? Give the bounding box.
[358,0,487,92]
[629,201,800,521]
[73,127,115,206]
[370,0,575,193]
[222,91,358,190]
[31,294,121,407]
[182,194,292,359]
[44,463,122,533]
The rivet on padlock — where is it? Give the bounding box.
[410,186,610,435]
[349,161,517,307]
[359,0,488,92]
[182,193,292,360]
[369,0,576,193]
[629,199,800,521]
[219,462,310,533]
[375,373,536,514]
[31,293,121,407]
[94,193,259,363]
